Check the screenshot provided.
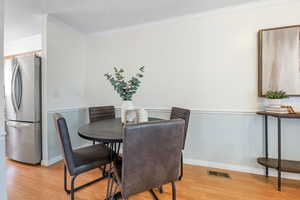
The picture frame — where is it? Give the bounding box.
[258,24,300,97]
[124,109,139,124]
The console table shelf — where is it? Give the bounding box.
[256,111,300,191]
[257,157,300,173]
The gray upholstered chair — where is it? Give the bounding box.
[53,113,113,200]
[170,107,191,180]
[89,106,115,145]
[107,119,185,200]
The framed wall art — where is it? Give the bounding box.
[258,25,300,96]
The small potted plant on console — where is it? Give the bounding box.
[265,90,289,113]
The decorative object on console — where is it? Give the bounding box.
[265,105,289,114]
[265,90,289,113]
[282,106,296,114]
[104,66,145,123]
[266,90,289,114]
[258,25,300,96]
[266,90,288,100]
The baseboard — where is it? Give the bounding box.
[184,158,300,180]
[41,142,91,167]
[41,155,63,166]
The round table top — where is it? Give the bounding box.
[78,117,162,143]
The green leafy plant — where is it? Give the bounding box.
[266,90,288,99]
[104,66,145,101]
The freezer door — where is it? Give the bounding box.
[5,121,41,164]
[4,56,41,122]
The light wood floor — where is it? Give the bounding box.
[6,159,300,200]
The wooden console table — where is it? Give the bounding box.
[256,111,300,191]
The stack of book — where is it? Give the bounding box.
[265,105,289,114]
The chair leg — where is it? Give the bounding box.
[64,164,106,195]
[64,165,71,194]
[171,182,176,200]
[179,153,183,180]
[70,176,77,200]
[159,185,164,193]
[109,178,115,200]
[108,178,113,200]
[106,173,113,199]
[149,189,159,200]
[106,175,120,200]
[102,165,107,177]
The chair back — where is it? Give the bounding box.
[170,107,190,149]
[53,113,76,175]
[122,119,185,197]
[89,106,115,123]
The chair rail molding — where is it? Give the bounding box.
[115,107,259,115]
[48,106,260,115]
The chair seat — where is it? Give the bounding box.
[73,144,113,175]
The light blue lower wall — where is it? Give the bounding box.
[45,108,300,179]
[185,112,264,167]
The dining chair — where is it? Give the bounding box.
[89,106,115,123]
[89,106,116,145]
[170,107,191,180]
[106,119,185,200]
[53,113,113,200]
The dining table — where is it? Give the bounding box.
[77,117,162,199]
[78,117,162,142]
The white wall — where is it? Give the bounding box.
[85,1,300,111]
[41,0,300,180]
[42,15,88,165]
[46,16,86,111]
[82,0,300,178]
[4,34,41,56]
[0,0,7,198]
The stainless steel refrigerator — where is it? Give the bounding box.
[4,55,42,164]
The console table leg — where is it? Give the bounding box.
[277,117,281,191]
[265,115,269,177]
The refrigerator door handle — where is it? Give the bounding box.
[11,62,20,112]
[15,64,23,109]
[6,121,32,128]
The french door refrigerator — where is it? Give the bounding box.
[4,55,42,164]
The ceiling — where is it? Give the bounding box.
[5,0,262,41]
[4,0,43,42]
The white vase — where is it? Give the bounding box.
[121,101,134,123]
[267,99,283,106]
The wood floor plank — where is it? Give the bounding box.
[6,160,300,200]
